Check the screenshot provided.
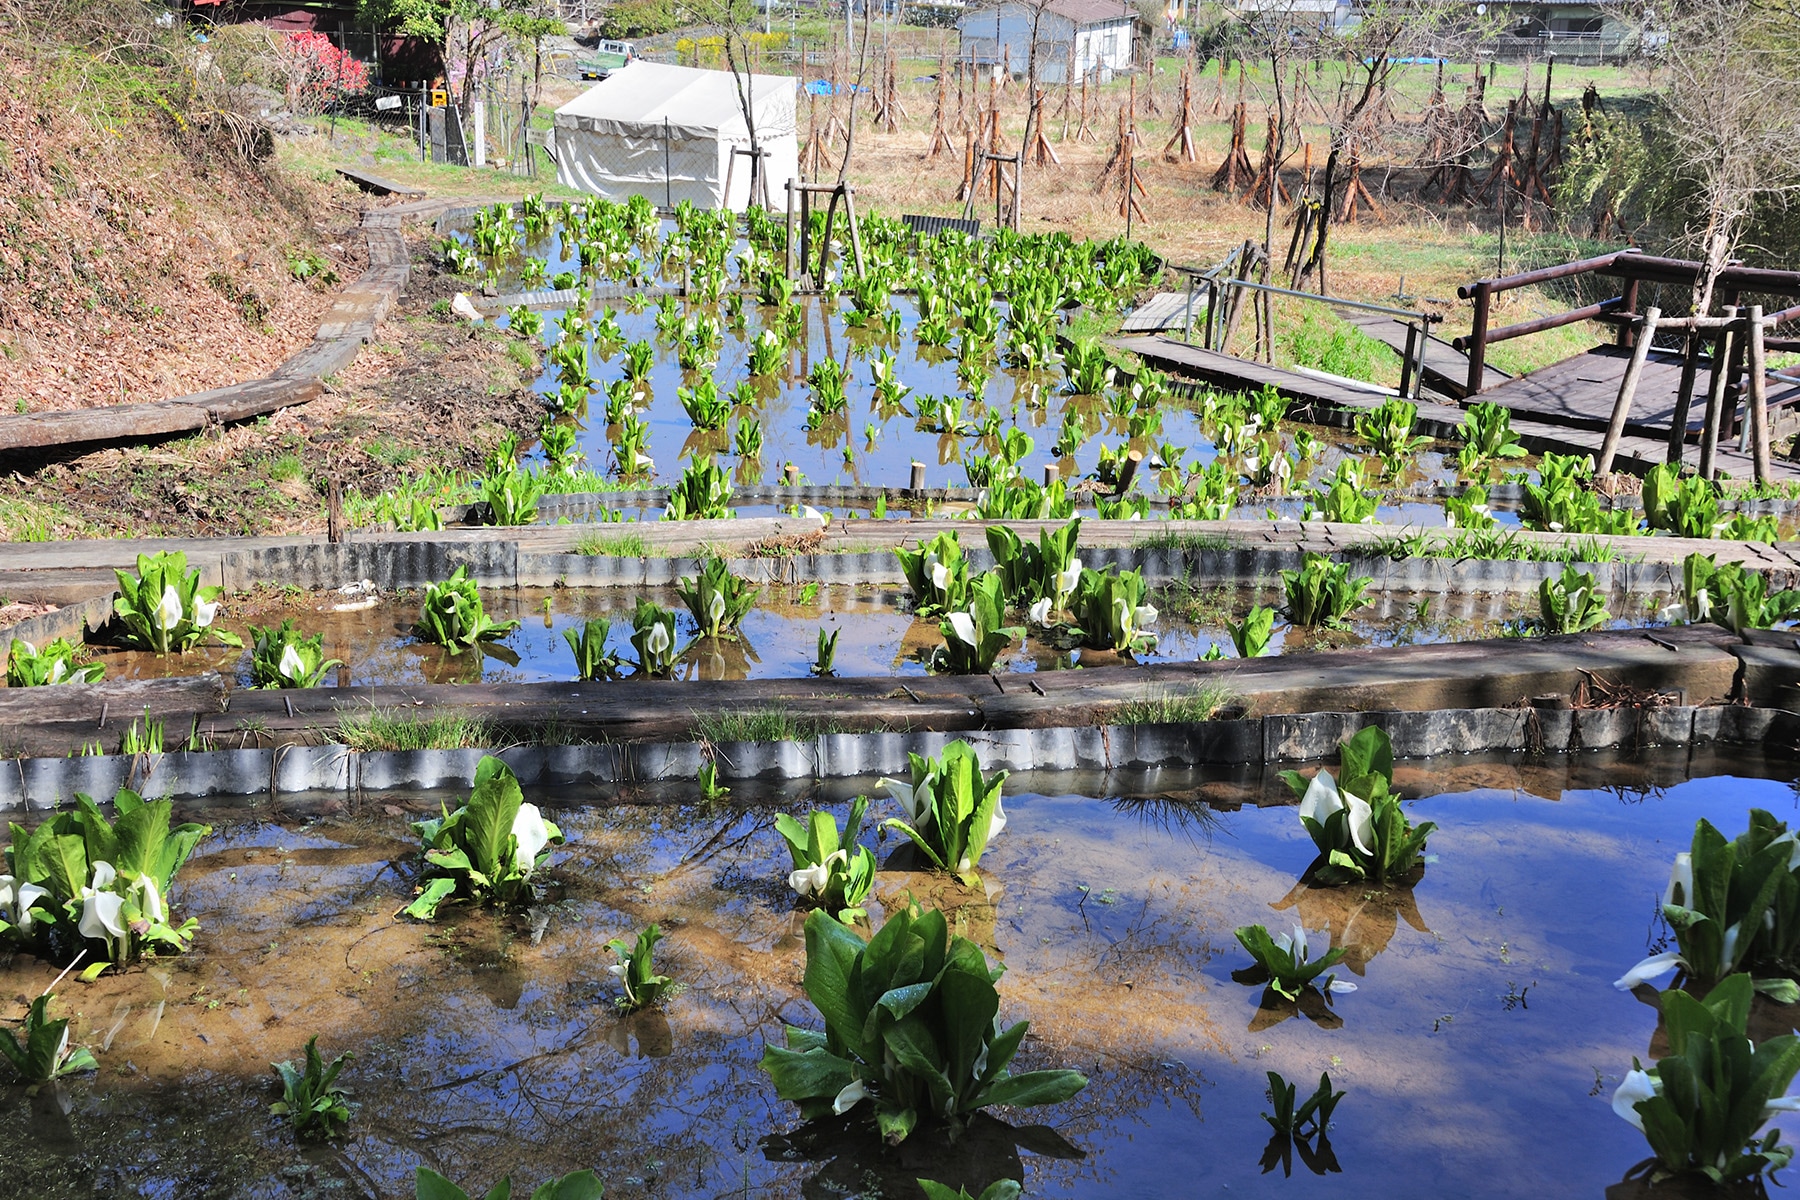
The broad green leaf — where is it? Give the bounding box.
[463,757,525,879]
[414,1168,472,1200]
[938,965,1000,1092]
[802,911,870,1054]
[533,1170,605,1200]
[978,1069,1089,1109]
[399,877,460,920]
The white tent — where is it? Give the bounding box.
[551,61,800,213]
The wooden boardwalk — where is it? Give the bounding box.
[1112,334,1800,481]
[1335,310,1511,399]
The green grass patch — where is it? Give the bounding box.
[1110,684,1243,725]
[334,709,492,752]
[575,530,648,556]
[692,707,851,743]
[1134,530,1232,553]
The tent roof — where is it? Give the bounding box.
[553,60,797,141]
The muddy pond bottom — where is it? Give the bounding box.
[1,746,1795,1198]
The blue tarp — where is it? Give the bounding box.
[805,80,867,95]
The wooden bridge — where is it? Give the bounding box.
[1122,248,1800,483]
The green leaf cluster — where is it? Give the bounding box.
[776,797,877,924]
[1234,924,1350,1001]
[480,466,546,526]
[400,757,562,920]
[564,617,626,682]
[416,566,521,655]
[760,904,1087,1144]
[607,925,672,1013]
[4,788,210,967]
[1280,553,1372,629]
[664,457,733,521]
[1538,565,1610,634]
[271,1035,354,1141]
[629,600,681,678]
[113,551,240,655]
[1453,401,1527,475]
[985,518,1081,610]
[1679,553,1800,636]
[5,637,102,686]
[933,571,1020,675]
[1661,810,1800,997]
[677,556,758,640]
[879,741,1008,889]
[249,619,343,689]
[896,531,969,618]
[1623,976,1800,1185]
[1281,726,1434,887]
[1353,398,1429,469]
[0,994,96,1089]
[1071,566,1157,654]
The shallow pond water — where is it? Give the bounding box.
[5,746,1798,1198]
[65,582,1614,688]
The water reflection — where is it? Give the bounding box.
[762,1112,1081,1200]
[1268,878,1433,976]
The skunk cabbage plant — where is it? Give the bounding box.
[1613,975,1800,1186]
[400,757,563,920]
[879,741,1009,889]
[761,903,1088,1145]
[1615,809,1800,1002]
[1281,726,1434,887]
[776,797,876,924]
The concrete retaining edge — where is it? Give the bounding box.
[4,703,1790,809]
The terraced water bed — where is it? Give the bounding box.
[7,746,1795,1198]
[66,582,1628,688]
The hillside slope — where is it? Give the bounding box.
[0,32,355,412]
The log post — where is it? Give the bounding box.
[1466,280,1492,397]
[1596,305,1659,477]
[910,460,926,490]
[1747,304,1771,484]
[1665,329,1701,466]
[1697,307,1738,481]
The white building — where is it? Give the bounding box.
[957,0,1140,85]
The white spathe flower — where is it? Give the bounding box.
[46,658,66,684]
[607,961,628,979]
[0,874,48,933]
[879,776,931,827]
[1134,604,1159,630]
[948,610,979,648]
[154,585,184,632]
[1764,1095,1800,1120]
[1028,598,1053,627]
[134,873,167,925]
[1057,558,1082,599]
[1274,923,1310,962]
[832,1078,869,1115]
[789,851,843,898]
[930,561,951,594]
[1664,852,1693,909]
[1327,977,1358,994]
[512,803,550,873]
[1655,601,1690,624]
[645,622,671,657]
[191,595,218,629]
[707,591,726,626]
[277,642,307,681]
[1297,770,1375,857]
[1613,950,1685,991]
[802,505,827,525]
[1612,1069,1659,1131]
[79,862,127,943]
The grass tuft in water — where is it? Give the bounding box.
[1110,684,1244,725]
[1134,530,1232,552]
[334,710,492,752]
